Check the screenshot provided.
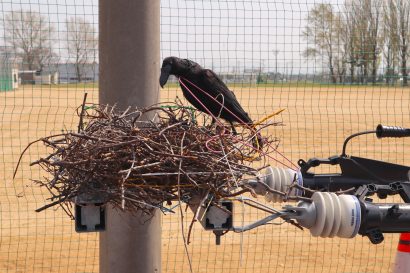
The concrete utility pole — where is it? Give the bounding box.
[272,50,279,82]
[99,1,161,273]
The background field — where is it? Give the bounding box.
[1,84,409,272]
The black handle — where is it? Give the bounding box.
[376,124,410,138]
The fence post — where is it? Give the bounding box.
[99,1,161,273]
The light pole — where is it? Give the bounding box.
[99,1,161,272]
[272,50,279,83]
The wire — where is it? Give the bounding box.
[341,130,376,157]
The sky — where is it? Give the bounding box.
[161,0,346,74]
[0,0,348,74]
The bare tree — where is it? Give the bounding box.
[342,1,358,83]
[66,17,98,82]
[3,10,54,71]
[367,0,383,84]
[302,3,344,83]
[349,0,383,84]
[396,0,410,86]
[272,49,280,82]
[334,18,348,84]
[383,0,399,85]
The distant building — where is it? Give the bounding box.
[219,69,261,84]
[399,75,410,82]
[19,70,59,85]
[19,70,35,84]
[34,71,59,85]
[57,63,99,83]
[18,63,98,85]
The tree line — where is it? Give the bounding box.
[1,10,97,82]
[3,4,409,86]
[303,0,410,86]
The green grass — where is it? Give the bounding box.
[231,81,410,89]
[20,82,98,89]
[21,81,410,90]
[165,81,410,89]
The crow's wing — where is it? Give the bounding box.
[201,69,252,124]
[202,69,235,98]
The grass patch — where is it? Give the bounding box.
[20,81,410,90]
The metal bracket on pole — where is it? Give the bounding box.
[202,200,233,245]
[74,193,107,232]
[75,203,106,232]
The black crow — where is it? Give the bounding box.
[159,56,262,148]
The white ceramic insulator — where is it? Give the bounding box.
[309,192,361,239]
[263,167,302,203]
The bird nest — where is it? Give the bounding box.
[17,100,282,217]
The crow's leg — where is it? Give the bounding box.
[207,117,216,129]
[208,117,218,132]
[229,121,238,135]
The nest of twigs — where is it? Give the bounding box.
[16,99,281,216]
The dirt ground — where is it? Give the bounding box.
[1,84,409,272]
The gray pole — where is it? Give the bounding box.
[99,1,161,273]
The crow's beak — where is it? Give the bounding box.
[159,64,172,88]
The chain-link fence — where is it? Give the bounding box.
[1,0,409,272]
